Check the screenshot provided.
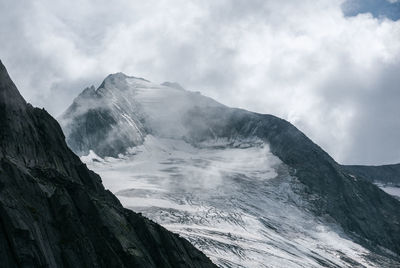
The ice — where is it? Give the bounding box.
[83,135,382,268]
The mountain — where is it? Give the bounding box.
[60,72,400,267]
[0,60,216,268]
[344,163,400,185]
[60,73,223,157]
[343,163,400,200]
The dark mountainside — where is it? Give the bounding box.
[0,60,216,267]
[344,163,400,184]
[61,71,400,262]
[183,107,400,256]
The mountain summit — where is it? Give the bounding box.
[60,72,400,266]
[0,60,216,268]
[60,73,223,157]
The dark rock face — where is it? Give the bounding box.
[344,163,400,184]
[60,78,147,158]
[65,107,127,157]
[0,60,216,268]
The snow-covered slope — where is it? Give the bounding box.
[83,136,395,267]
[60,73,400,267]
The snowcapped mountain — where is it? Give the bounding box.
[60,73,223,157]
[60,73,400,267]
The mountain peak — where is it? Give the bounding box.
[161,81,185,91]
[106,72,129,80]
[105,72,150,83]
[79,85,97,98]
[0,59,27,109]
[98,72,151,93]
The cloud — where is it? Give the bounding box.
[0,0,399,165]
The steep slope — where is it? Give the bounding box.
[83,136,399,267]
[60,72,400,265]
[343,163,400,199]
[344,163,400,184]
[0,60,216,268]
[184,107,400,255]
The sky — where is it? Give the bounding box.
[0,0,399,165]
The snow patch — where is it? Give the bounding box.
[80,150,104,163]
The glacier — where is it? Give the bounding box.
[82,136,389,267]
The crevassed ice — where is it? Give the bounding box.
[83,136,379,268]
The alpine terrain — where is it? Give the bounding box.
[0,60,216,267]
[60,72,400,267]
[343,164,400,200]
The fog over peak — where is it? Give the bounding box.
[1,0,399,165]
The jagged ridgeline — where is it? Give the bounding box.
[0,60,216,268]
[60,71,400,266]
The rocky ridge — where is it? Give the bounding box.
[0,60,216,268]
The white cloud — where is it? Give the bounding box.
[0,0,399,165]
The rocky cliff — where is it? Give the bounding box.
[0,60,216,268]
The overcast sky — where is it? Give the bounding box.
[1,0,399,165]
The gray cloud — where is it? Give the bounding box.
[0,0,399,165]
